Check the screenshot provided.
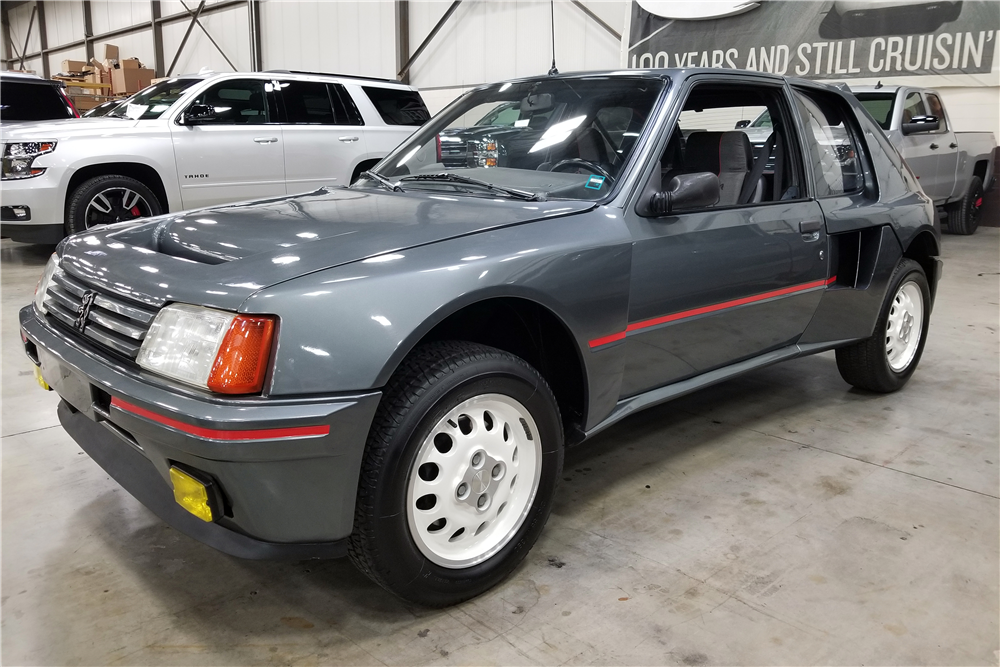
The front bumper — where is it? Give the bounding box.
[20,305,381,557]
[0,170,66,243]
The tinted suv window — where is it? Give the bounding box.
[281,80,335,124]
[278,81,362,125]
[0,81,75,122]
[793,89,864,197]
[362,86,430,126]
[190,80,271,125]
[854,93,895,131]
[902,92,926,123]
[925,93,947,130]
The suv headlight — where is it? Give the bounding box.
[2,141,57,180]
[137,304,276,394]
[33,254,59,315]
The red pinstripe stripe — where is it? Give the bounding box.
[588,276,837,349]
[110,397,330,441]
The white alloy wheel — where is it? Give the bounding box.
[406,393,542,568]
[885,280,924,372]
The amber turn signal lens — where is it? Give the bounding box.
[207,315,276,394]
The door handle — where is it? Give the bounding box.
[338,136,360,143]
[254,137,278,144]
[929,143,939,150]
[799,220,823,234]
[949,142,958,149]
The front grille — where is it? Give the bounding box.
[44,269,157,359]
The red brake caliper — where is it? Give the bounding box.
[131,206,141,216]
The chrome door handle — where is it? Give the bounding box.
[254,137,278,144]
[339,136,360,143]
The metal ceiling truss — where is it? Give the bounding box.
[1,0,252,76]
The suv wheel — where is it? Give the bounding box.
[945,175,983,236]
[66,175,162,236]
[836,259,930,393]
[348,341,563,607]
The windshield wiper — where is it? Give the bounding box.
[397,173,543,201]
[360,170,404,192]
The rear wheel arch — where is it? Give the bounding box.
[379,295,589,442]
[65,162,170,220]
[351,158,382,184]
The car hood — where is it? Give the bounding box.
[1,117,139,139]
[58,187,596,312]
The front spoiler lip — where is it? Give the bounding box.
[59,401,348,560]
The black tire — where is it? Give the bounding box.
[836,259,930,393]
[348,341,563,607]
[65,174,163,237]
[945,175,983,236]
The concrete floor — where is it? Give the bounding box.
[2,231,998,666]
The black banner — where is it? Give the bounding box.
[626,1,1000,81]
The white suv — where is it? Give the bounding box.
[0,70,430,244]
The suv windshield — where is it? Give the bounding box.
[854,92,896,131]
[362,76,665,201]
[108,78,199,120]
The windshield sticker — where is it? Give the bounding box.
[585,176,606,190]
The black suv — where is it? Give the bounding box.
[0,72,78,122]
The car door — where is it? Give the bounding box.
[896,90,941,200]
[170,78,285,209]
[275,79,369,192]
[618,78,830,398]
[923,91,959,202]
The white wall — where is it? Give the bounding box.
[163,5,250,74]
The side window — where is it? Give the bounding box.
[280,80,336,124]
[330,84,364,125]
[190,79,269,125]
[902,92,927,124]
[653,83,803,209]
[793,89,865,197]
[362,86,431,126]
[925,93,948,130]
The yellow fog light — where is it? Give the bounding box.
[169,466,215,522]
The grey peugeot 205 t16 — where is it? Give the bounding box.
[21,69,941,606]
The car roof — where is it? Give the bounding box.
[852,85,903,94]
[0,71,60,85]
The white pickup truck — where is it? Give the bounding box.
[852,85,997,235]
[1,70,429,244]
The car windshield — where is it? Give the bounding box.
[854,92,896,131]
[107,78,199,120]
[360,76,665,201]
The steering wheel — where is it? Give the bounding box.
[550,159,614,183]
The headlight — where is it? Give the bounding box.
[2,141,57,180]
[137,304,276,394]
[33,254,59,315]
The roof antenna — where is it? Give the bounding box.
[874,80,883,89]
[548,0,559,75]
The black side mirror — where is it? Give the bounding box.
[735,120,751,129]
[643,172,721,217]
[181,104,216,125]
[901,115,940,135]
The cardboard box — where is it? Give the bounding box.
[103,44,119,61]
[112,67,153,95]
[61,59,88,73]
[120,58,143,69]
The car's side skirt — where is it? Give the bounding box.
[582,339,857,441]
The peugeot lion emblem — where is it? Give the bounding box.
[74,291,97,332]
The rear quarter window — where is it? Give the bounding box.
[0,81,75,121]
[362,86,430,126]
